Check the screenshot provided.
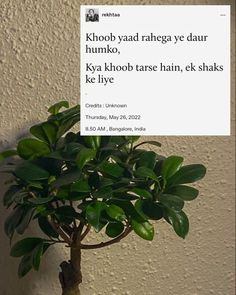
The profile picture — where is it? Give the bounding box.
[86,8,99,22]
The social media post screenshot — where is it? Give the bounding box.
[80,5,230,136]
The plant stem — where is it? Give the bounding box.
[80,225,91,241]
[80,226,132,250]
[60,246,82,295]
[48,217,72,245]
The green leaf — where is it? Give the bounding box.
[158,194,184,211]
[16,206,34,234]
[86,201,107,232]
[131,219,154,241]
[71,180,91,193]
[48,100,69,115]
[99,178,114,188]
[135,200,163,220]
[106,205,126,222]
[30,122,58,144]
[3,185,22,207]
[165,209,189,239]
[83,136,101,150]
[67,192,88,201]
[18,254,33,278]
[52,169,81,188]
[17,138,51,160]
[88,172,100,189]
[11,237,44,257]
[161,156,184,180]
[137,151,157,170]
[31,242,44,271]
[38,216,59,238]
[62,143,82,158]
[29,195,54,205]
[4,206,25,238]
[93,186,113,199]
[135,167,159,182]
[56,112,80,138]
[166,185,199,201]
[101,162,124,178]
[76,147,96,169]
[108,200,136,218]
[0,150,18,161]
[106,222,124,238]
[55,206,78,223]
[15,162,49,182]
[49,104,79,122]
[129,188,152,199]
[168,164,206,186]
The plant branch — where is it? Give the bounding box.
[71,221,85,245]
[80,226,132,250]
[80,224,91,241]
[48,216,72,245]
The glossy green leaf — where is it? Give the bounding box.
[56,112,80,138]
[166,185,199,201]
[4,206,25,238]
[158,194,184,211]
[168,164,206,186]
[137,151,157,170]
[61,143,82,158]
[86,201,107,232]
[18,253,33,278]
[106,204,126,222]
[15,162,49,182]
[38,216,59,238]
[129,188,152,199]
[71,180,91,192]
[101,162,124,178]
[0,150,18,161]
[55,206,78,223]
[11,237,44,257]
[48,100,69,115]
[3,185,22,207]
[165,209,189,239]
[88,172,100,189]
[131,219,154,241]
[108,200,136,218]
[99,178,114,188]
[31,242,44,271]
[17,240,49,277]
[93,186,113,199]
[67,192,88,201]
[17,138,50,160]
[83,136,101,150]
[161,156,184,180]
[106,222,124,238]
[49,104,79,122]
[30,122,58,144]
[76,147,96,169]
[52,169,81,188]
[29,195,54,205]
[135,200,163,220]
[135,166,159,182]
[16,206,34,234]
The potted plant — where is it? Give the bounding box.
[0,101,206,295]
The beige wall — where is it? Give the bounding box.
[0,1,235,295]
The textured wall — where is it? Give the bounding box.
[0,1,235,295]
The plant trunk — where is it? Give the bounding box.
[59,247,82,295]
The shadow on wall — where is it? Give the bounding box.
[0,173,62,295]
